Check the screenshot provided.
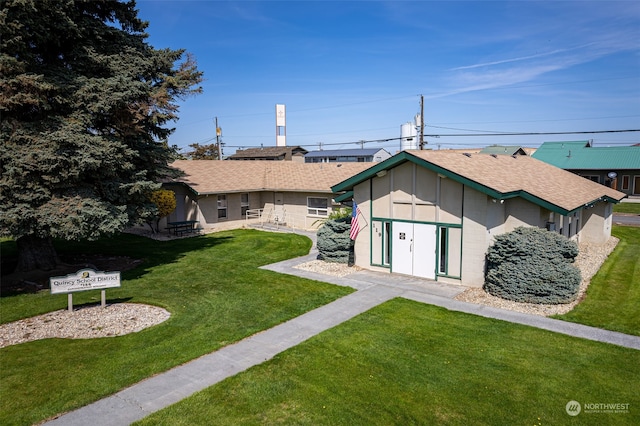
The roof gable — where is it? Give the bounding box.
[332,150,626,215]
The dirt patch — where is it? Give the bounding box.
[1,254,142,296]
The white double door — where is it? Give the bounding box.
[391,222,437,279]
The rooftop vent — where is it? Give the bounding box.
[463,153,471,158]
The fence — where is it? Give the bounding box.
[245,208,323,231]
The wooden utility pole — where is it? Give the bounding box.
[419,94,425,149]
[215,117,222,160]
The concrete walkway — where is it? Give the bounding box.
[45,234,640,425]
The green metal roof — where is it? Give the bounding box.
[532,141,640,170]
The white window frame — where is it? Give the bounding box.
[307,197,329,216]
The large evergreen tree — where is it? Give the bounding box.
[0,0,203,271]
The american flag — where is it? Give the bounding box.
[349,201,361,240]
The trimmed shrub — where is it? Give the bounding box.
[484,227,581,304]
[316,219,352,264]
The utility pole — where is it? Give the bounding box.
[419,94,425,149]
[215,117,222,160]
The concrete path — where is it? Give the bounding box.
[45,234,640,425]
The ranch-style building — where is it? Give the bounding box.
[331,150,626,288]
[532,141,640,196]
[163,160,373,231]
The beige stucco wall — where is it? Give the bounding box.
[503,197,547,230]
[259,191,341,230]
[353,182,373,268]
[579,201,612,244]
[162,186,338,231]
[459,189,490,286]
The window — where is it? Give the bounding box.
[307,197,328,216]
[371,220,391,267]
[217,195,227,218]
[622,175,630,190]
[383,222,391,266]
[241,193,249,217]
[439,227,448,274]
[583,175,600,183]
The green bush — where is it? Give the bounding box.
[316,219,352,264]
[484,227,581,304]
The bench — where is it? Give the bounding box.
[166,220,200,236]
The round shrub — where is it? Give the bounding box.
[316,219,352,264]
[484,227,581,304]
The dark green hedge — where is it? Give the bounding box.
[484,227,581,304]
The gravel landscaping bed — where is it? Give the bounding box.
[0,304,170,349]
[454,237,619,317]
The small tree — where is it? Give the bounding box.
[147,190,176,233]
[484,227,581,304]
[185,143,219,160]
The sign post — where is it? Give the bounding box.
[50,269,121,311]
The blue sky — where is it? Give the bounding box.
[135,0,640,156]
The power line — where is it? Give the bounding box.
[423,129,640,137]
[220,129,639,150]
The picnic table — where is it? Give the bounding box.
[166,220,200,236]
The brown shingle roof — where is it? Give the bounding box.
[169,160,373,195]
[407,150,626,212]
[226,146,307,160]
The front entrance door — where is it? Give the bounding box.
[391,222,437,279]
[634,176,640,195]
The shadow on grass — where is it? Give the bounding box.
[0,233,234,298]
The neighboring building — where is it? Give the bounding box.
[479,145,529,156]
[304,148,391,163]
[532,141,640,196]
[227,146,308,162]
[331,150,625,288]
[164,160,373,230]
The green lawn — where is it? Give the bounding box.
[135,298,640,426]
[0,230,353,426]
[554,226,640,335]
[2,225,639,425]
[614,202,640,215]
